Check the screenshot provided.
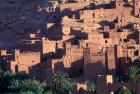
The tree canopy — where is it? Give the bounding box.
[126,66,140,84]
[119,86,132,94]
[0,69,76,94]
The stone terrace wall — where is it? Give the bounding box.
[60,2,90,11]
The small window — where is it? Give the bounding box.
[55,66,58,69]
[105,40,108,43]
[15,65,18,73]
[93,13,95,18]
[134,50,139,56]
[123,39,127,42]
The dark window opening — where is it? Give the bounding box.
[134,50,139,56]
[79,69,83,74]
[9,1,15,3]
[15,65,18,73]
[55,66,58,69]
[104,32,109,38]
[123,39,127,42]
[93,13,95,18]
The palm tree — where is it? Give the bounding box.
[119,86,132,94]
[44,89,53,94]
[9,79,46,94]
[126,66,140,84]
[19,91,34,94]
[0,70,14,92]
[0,69,3,78]
[50,70,75,94]
[86,81,96,94]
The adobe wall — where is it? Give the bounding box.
[42,37,56,57]
[106,46,117,75]
[133,0,139,17]
[96,75,137,94]
[81,7,132,22]
[84,48,106,81]
[60,2,90,11]
[11,51,41,73]
[51,59,63,72]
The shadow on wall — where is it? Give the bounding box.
[116,57,132,76]
[53,59,84,78]
[70,59,84,78]
[54,61,65,72]
[127,30,139,43]
[46,24,63,40]
[28,62,53,83]
[61,8,74,18]
[99,20,114,28]
[84,61,106,81]
[28,63,42,80]
[93,2,114,9]
[133,59,140,68]
[60,2,114,19]
[123,23,134,29]
[29,58,84,81]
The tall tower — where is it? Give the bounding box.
[83,48,91,80]
[133,0,139,17]
[106,46,116,76]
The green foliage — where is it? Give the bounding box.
[0,70,15,92]
[126,66,140,84]
[19,91,34,94]
[44,89,53,94]
[0,69,4,77]
[86,81,96,92]
[119,86,132,94]
[0,70,75,94]
[9,79,46,94]
[0,69,28,93]
[50,70,75,94]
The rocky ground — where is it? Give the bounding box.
[0,0,51,39]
